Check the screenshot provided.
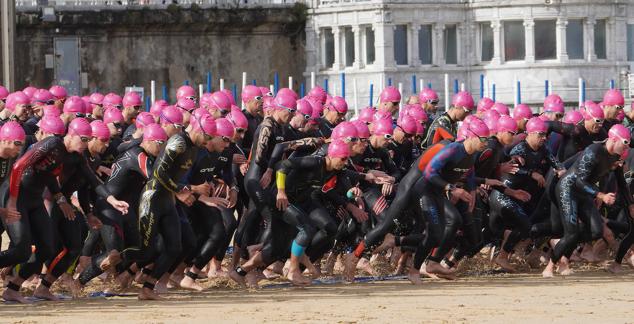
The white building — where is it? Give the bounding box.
[304,0,634,110]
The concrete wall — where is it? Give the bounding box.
[15,4,307,97]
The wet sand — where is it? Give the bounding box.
[2,269,633,323]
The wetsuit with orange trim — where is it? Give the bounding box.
[423,113,457,148]
[0,136,110,290]
[352,140,451,257]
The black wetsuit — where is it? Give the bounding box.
[0,137,110,287]
[136,132,198,283]
[78,142,154,285]
[552,143,632,263]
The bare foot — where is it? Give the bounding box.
[342,253,359,282]
[580,246,599,263]
[494,254,517,273]
[407,268,422,285]
[33,284,59,301]
[99,250,121,271]
[323,253,337,276]
[245,271,260,289]
[68,279,83,298]
[138,287,164,300]
[420,265,440,279]
[525,249,543,269]
[606,262,622,274]
[2,287,32,304]
[0,267,12,281]
[626,251,634,268]
[179,275,203,292]
[556,261,574,276]
[356,257,375,276]
[435,272,457,280]
[426,260,455,276]
[154,280,168,294]
[115,271,133,289]
[286,268,311,286]
[76,256,91,277]
[373,234,396,254]
[228,270,247,288]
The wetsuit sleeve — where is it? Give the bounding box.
[79,155,111,199]
[380,149,402,181]
[153,135,187,193]
[252,120,274,168]
[222,151,234,186]
[268,137,324,170]
[77,185,92,214]
[575,147,600,197]
[45,173,61,196]
[509,143,532,176]
[9,138,58,199]
[465,167,476,191]
[615,166,634,206]
[277,156,322,176]
[423,143,458,191]
[545,149,564,171]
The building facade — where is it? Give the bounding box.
[304,0,634,110]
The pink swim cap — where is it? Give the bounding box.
[90,120,111,141]
[0,121,26,142]
[135,112,156,129]
[68,118,93,137]
[327,139,351,159]
[39,116,65,135]
[143,123,168,142]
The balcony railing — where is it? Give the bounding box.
[16,0,301,10]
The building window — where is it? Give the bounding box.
[627,24,634,62]
[567,19,584,59]
[480,22,494,62]
[366,27,375,65]
[418,25,433,65]
[504,21,525,61]
[534,20,556,60]
[344,27,354,67]
[445,25,457,64]
[323,28,334,68]
[394,25,408,65]
[594,19,607,59]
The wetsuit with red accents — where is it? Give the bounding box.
[417,141,478,267]
[0,137,110,284]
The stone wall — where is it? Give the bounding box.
[15,4,307,97]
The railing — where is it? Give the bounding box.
[16,0,302,9]
[317,0,464,6]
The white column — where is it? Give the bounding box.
[556,18,569,62]
[434,23,446,65]
[585,18,597,62]
[464,23,476,66]
[333,26,343,70]
[613,17,627,62]
[607,18,617,61]
[352,25,362,68]
[409,24,420,66]
[305,25,318,71]
[524,19,535,63]
[456,24,465,65]
[491,21,502,65]
[317,28,325,69]
[374,22,396,69]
